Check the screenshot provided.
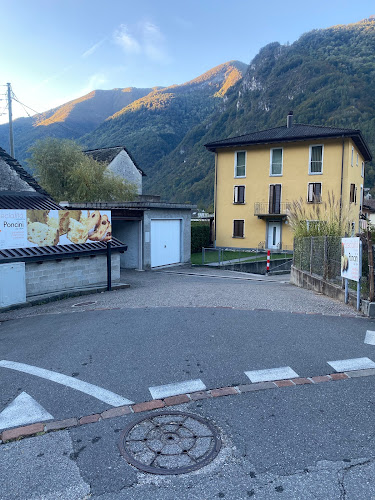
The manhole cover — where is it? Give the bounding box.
[72,301,97,307]
[118,411,221,475]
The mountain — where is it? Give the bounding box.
[149,18,375,206]
[80,61,248,177]
[0,87,153,163]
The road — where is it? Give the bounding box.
[0,268,374,499]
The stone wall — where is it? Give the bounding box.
[25,254,120,297]
[109,151,143,194]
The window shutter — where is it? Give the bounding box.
[269,185,275,213]
[315,183,321,202]
[308,183,314,202]
[274,184,281,214]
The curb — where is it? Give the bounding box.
[1,368,375,444]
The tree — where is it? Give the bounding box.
[27,138,137,202]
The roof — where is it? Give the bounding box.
[363,199,375,212]
[0,191,61,210]
[0,237,127,264]
[0,147,51,195]
[63,201,196,211]
[83,146,146,176]
[205,123,372,161]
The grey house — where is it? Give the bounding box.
[83,146,146,194]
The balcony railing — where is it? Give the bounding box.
[254,202,291,216]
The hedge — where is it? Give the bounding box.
[191,224,210,253]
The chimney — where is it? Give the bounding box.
[287,111,293,128]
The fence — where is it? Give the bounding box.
[293,236,342,282]
[202,248,292,266]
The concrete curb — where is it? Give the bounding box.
[1,368,374,444]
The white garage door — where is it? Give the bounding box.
[151,219,181,267]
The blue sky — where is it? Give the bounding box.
[1,0,374,124]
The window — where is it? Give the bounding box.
[307,183,322,203]
[350,184,357,204]
[360,185,363,211]
[362,161,364,177]
[309,145,323,174]
[351,147,354,167]
[269,184,281,214]
[233,185,245,204]
[356,153,359,166]
[233,219,244,238]
[351,221,355,236]
[270,148,283,176]
[235,151,246,178]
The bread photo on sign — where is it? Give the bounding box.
[27,220,59,247]
[88,214,111,241]
[59,210,81,235]
[67,218,89,244]
[80,210,101,235]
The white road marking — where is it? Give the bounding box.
[364,331,375,345]
[245,366,299,383]
[0,392,54,430]
[0,360,133,406]
[149,379,206,399]
[327,357,375,372]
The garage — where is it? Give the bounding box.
[151,219,181,267]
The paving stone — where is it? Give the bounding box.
[79,414,101,425]
[163,394,190,406]
[275,379,295,387]
[189,391,212,400]
[345,368,375,378]
[291,378,313,385]
[210,387,238,397]
[132,400,165,413]
[2,422,44,441]
[329,372,349,381]
[311,375,332,383]
[44,418,78,431]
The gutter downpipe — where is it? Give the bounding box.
[339,136,345,224]
[214,151,218,247]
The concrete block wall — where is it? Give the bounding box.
[25,254,120,297]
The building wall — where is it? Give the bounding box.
[0,158,35,192]
[215,138,363,249]
[143,209,191,269]
[113,220,140,269]
[342,139,365,234]
[25,254,120,297]
[108,151,143,194]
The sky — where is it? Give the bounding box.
[0,0,374,124]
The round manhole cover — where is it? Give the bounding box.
[118,411,221,475]
[72,301,97,307]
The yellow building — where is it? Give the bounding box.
[205,113,372,250]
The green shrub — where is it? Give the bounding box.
[191,224,210,253]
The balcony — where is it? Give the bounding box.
[254,202,290,218]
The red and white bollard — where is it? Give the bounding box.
[266,250,271,274]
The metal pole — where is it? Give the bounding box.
[368,231,374,302]
[202,247,205,265]
[7,83,14,157]
[345,278,348,304]
[106,241,112,291]
[357,239,362,311]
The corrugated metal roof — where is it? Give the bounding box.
[0,237,127,264]
[83,146,146,176]
[0,192,61,210]
[205,123,372,161]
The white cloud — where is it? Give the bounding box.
[113,22,172,65]
[81,39,106,58]
[80,73,109,95]
[114,25,141,54]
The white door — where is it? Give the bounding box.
[151,219,181,267]
[267,222,281,250]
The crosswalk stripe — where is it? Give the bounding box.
[245,366,299,383]
[364,331,375,345]
[149,379,206,399]
[327,357,375,372]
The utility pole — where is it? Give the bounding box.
[7,82,14,158]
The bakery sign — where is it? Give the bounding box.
[341,237,361,282]
[0,209,112,251]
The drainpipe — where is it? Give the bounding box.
[214,152,218,247]
[339,136,345,223]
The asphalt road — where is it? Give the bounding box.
[0,268,375,499]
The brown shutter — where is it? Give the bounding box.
[269,185,275,213]
[274,184,281,214]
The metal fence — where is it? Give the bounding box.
[293,236,342,283]
[202,248,293,266]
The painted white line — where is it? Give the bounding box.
[327,357,375,372]
[365,331,375,345]
[149,379,206,399]
[245,366,299,383]
[0,392,54,430]
[0,360,133,406]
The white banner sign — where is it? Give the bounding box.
[341,237,361,282]
[0,210,112,251]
